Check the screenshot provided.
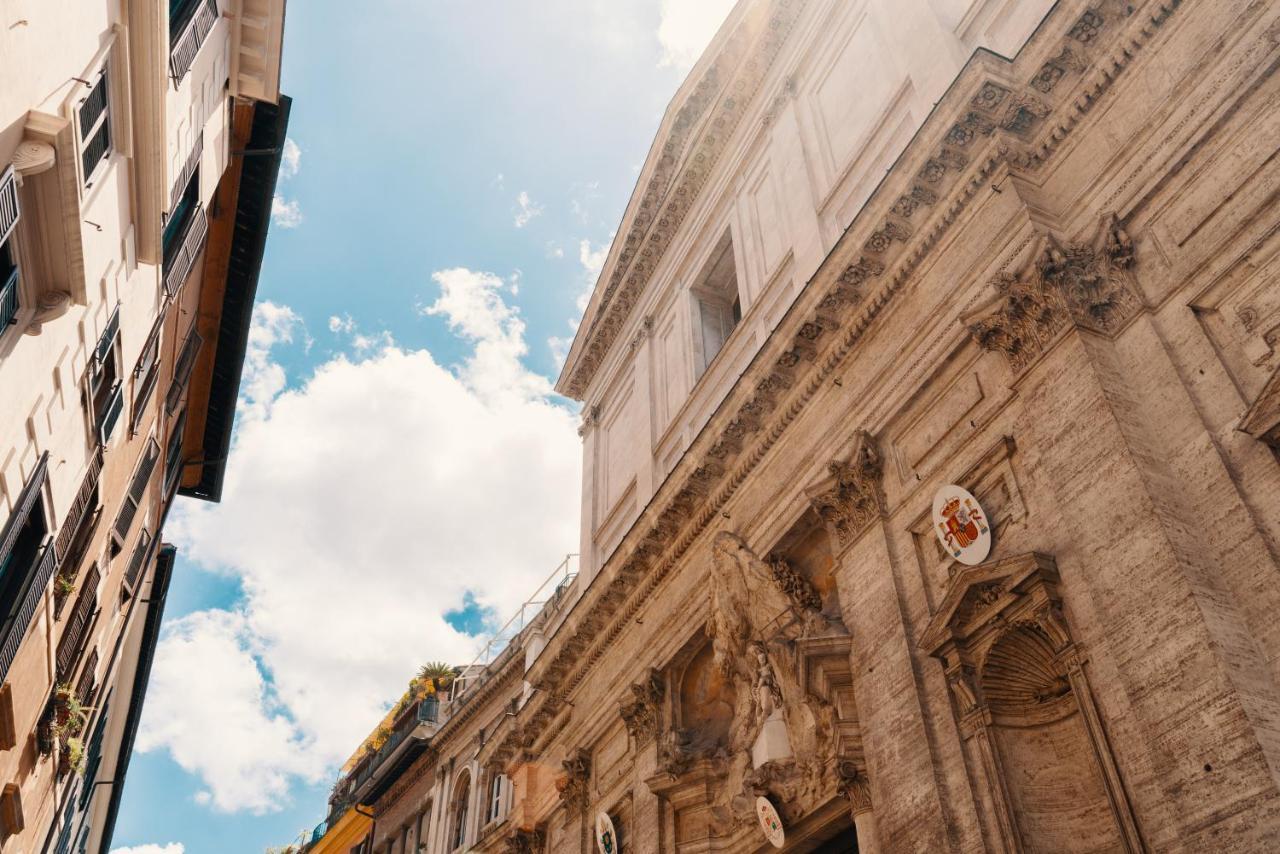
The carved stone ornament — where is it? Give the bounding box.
[836,760,873,816]
[1240,365,1280,449]
[966,216,1142,373]
[768,557,822,615]
[804,431,883,551]
[556,749,592,812]
[618,667,665,745]
[504,828,545,854]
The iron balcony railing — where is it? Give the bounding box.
[170,0,219,85]
[162,205,207,298]
[0,540,57,687]
[0,266,18,335]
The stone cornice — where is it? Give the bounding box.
[558,0,812,399]
[508,0,1183,763]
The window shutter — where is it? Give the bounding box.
[114,439,159,542]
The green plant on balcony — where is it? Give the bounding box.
[54,572,76,611]
[417,661,454,694]
[59,736,85,776]
[53,683,88,740]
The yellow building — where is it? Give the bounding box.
[303,805,373,854]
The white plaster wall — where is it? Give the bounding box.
[0,0,234,526]
[579,0,1055,580]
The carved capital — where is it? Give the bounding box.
[968,218,1141,373]
[805,431,883,550]
[556,749,591,812]
[504,829,544,854]
[837,761,873,817]
[577,405,601,438]
[619,668,665,746]
[768,557,823,614]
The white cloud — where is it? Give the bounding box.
[110,844,186,854]
[328,314,355,335]
[513,190,544,228]
[146,277,580,814]
[656,0,737,70]
[271,195,303,229]
[548,237,613,368]
[280,138,302,180]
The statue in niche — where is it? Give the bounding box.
[751,642,783,729]
[704,532,840,830]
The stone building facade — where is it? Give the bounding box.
[315,0,1280,851]
[0,1,287,850]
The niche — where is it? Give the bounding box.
[921,553,1143,853]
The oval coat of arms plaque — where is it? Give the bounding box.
[755,796,785,848]
[595,811,619,854]
[932,485,992,565]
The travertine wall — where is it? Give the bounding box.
[365,0,1280,852]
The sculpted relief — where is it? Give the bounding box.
[697,531,848,829]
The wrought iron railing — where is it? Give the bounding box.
[162,205,207,298]
[169,0,219,84]
[0,541,57,686]
[0,266,18,335]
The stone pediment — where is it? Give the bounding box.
[919,552,1059,655]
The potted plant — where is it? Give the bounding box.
[58,737,85,776]
[53,573,76,614]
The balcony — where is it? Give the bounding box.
[170,0,220,85]
[340,695,442,806]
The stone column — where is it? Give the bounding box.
[839,764,882,854]
[619,669,664,854]
[808,433,953,852]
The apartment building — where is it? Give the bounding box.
[0,1,288,850]
[313,0,1280,850]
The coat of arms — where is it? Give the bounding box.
[932,485,992,565]
[595,812,619,854]
[755,796,785,848]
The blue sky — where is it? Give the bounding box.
[109,2,735,852]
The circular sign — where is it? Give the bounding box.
[933,485,992,565]
[595,812,619,854]
[755,796,785,848]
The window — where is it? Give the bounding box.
[162,168,207,298]
[89,308,124,444]
[165,324,203,415]
[416,806,431,853]
[164,409,187,493]
[78,69,112,186]
[113,438,160,546]
[486,773,506,824]
[131,314,164,432]
[169,0,219,83]
[0,165,20,337]
[691,232,742,379]
[450,772,471,851]
[0,455,55,686]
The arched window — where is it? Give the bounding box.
[450,771,471,851]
